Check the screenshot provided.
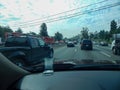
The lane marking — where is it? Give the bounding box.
[100,51,111,57]
[75,49,77,52]
[95,45,111,50]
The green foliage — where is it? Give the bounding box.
[93,31,99,39]
[15,28,23,33]
[28,31,37,35]
[54,32,63,41]
[110,20,117,35]
[81,27,89,39]
[89,33,94,39]
[116,26,120,33]
[99,30,105,40]
[40,23,48,37]
[99,30,110,41]
[70,35,80,41]
[0,26,13,41]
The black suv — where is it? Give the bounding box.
[80,39,93,50]
[0,36,54,66]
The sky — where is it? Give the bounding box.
[0,0,120,38]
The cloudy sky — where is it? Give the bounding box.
[0,0,120,38]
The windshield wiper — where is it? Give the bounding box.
[70,64,120,70]
[21,62,120,73]
[23,61,75,73]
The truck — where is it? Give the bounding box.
[111,34,120,55]
[43,37,55,44]
[0,34,54,67]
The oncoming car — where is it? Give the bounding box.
[67,42,75,47]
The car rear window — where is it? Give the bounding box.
[5,37,29,47]
[82,40,92,44]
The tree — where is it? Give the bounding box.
[110,20,117,35]
[89,32,94,39]
[3,26,13,33]
[29,31,37,35]
[99,30,105,40]
[98,30,110,41]
[117,26,120,33]
[54,32,63,41]
[69,34,80,41]
[81,27,89,39]
[0,25,13,41]
[93,31,99,39]
[0,26,4,38]
[40,23,48,37]
[15,28,23,33]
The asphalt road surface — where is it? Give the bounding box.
[54,44,120,61]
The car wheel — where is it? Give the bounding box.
[10,58,26,67]
[91,47,93,50]
[112,47,117,55]
[49,51,54,58]
[90,49,92,50]
[116,49,120,55]
[118,49,120,55]
[81,47,83,50]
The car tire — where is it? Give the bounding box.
[49,51,54,58]
[90,48,93,50]
[81,47,83,50]
[91,47,93,50]
[10,57,26,67]
[118,49,120,55]
[112,47,117,55]
[117,49,120,55]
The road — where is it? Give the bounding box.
[54,44,120,61]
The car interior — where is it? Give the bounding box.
[0,0,120,90]
[0,52,120,90]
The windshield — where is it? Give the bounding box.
[0,0,120,72]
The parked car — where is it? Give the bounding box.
[111,34,120,55]
[99,41,108,46]
[81,39,93,50]
[67,42,75,47]
[73,41,78,44]
[111,40,120,55]
[0,35,54,67]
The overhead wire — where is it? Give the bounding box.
[13,1,120,28]
[13,0,108,26]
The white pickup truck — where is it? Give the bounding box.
[111,34,120,55]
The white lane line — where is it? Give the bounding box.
[100,51,111,57]
[75,49,77,52]
[95,45,111,50]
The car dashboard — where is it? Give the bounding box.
[16,70,120,90]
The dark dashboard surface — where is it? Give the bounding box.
[18,71,120,90]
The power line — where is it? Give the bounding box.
[13,2,120,28]
[14,0,108,25]
[16,2,120,27]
